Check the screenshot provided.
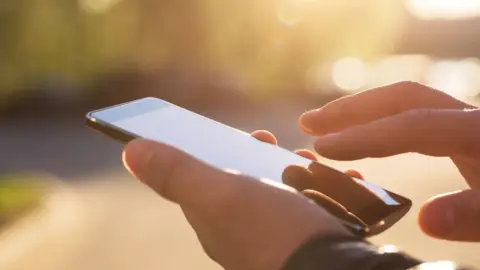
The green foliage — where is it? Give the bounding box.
[0,176,44,226]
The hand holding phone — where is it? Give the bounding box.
[85,97,412,237]
[122,138,354,270]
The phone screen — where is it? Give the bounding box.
[87,97,411,235]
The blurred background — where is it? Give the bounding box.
[0,0,479,269]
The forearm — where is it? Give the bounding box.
[283,235,474,270]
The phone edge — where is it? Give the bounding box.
[84,118,137,144]
[84,98,156,144]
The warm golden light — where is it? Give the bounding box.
[331,57,369,92]
[79,0,121,14]
[379,245,399,253]
[370,55,431,87]
[406,0,480,20]
[416,261,458,270]
[425,59,480,98]
[330,55,480,99]
[277,0,316,26]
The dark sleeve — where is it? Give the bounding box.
[282,235,475,270]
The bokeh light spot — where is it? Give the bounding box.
[370,54,431,87]
[79,0,121,14]
[425,59,480,98]
[406,0,480,20]
[331,57,369,92]
[277,0,316,26]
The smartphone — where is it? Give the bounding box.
[85,97,412,237]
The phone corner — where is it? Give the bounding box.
[84,111,96,122]
[142,96,159,102]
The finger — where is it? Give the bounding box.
[301,189,349,217]
[123,139,239,208]
[302,190,368,228]
[295,149,318,161]
[281,165,314,191]
[299,82,475,135]
[251,130,278,145]
[345,169,364,180]
[282,164,365,199]
[282,164,379,218]
[314,109,480,161]
[307,162,381,214]
[418,190,480,242]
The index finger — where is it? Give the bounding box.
[300,82,474,136]
[314,109,480,161]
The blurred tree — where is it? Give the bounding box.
[0,0,406,103]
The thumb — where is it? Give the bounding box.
[122,139,237,209]
[418,189,480,242]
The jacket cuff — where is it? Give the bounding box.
[283,235,421,270]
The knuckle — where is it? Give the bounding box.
[391,81,425,94]
[457,110,480,155]
[392,81,441,104]
[394,109,437,147]
[373,81,432,114]
[401,108,435,124]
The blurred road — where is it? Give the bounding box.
[0,101,479,269]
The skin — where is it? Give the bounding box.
[123,138,353,270]
[296,81,480,242]
[121,81,480,269]
[251,131,377,224]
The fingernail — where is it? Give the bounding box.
[299,109,321,133]
[345,169,364,180]
[123,140,156,180]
